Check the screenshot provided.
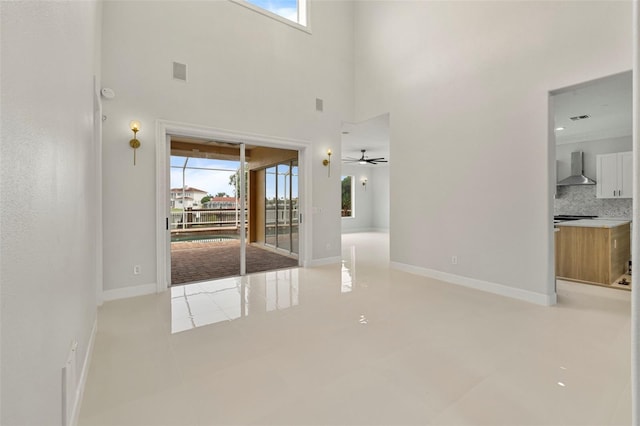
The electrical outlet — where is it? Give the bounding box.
[133,265,141,275]
[451,256,458,265]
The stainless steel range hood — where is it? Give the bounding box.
[557,151,596,186]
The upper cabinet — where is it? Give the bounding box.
[596,151,632,199]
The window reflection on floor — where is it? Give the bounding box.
[341,245,356,293]
[171,269,299,333]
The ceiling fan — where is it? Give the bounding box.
[342,149,388,165]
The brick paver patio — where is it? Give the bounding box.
[171,239,298,285]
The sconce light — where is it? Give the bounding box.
[129,120,141,165]
[322,149,332,177]
[361,177,368,190]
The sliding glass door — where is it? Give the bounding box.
[265,166,277,247]
[291,161,299,254]
[265,160,298,255]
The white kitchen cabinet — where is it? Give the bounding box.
[596,151,632,199]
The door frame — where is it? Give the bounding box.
[548,70,633,299]
[264,160,300,255]
[155,120,312,292]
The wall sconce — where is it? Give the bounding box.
[129,120,141,165]
[322,149,332,177]
[361,177,368,190]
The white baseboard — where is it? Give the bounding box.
[342,228,389,234]
[102,283,157,302]
[391,261,557,306]
[71,317,97,426]
[371,227,389,233]
[342,227,376,234]
[305,256,342,267]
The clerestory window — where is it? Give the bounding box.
[231,0,308,31]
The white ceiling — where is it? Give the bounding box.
[553,72,632,145]
[341,113,390,163]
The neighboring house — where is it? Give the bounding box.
[203,196,237,209]
[170,186,208,209]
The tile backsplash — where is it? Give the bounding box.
[555,185,632,219]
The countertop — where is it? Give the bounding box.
[555,219,630,229]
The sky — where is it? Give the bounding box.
[170,156,239,196]
[171,156,300,201]
[246,0,298,22]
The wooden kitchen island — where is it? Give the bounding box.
[555,219,631,287]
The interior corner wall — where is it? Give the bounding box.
[371,165,390,231]
[341,164,373,232]
[354,1,632,300]
[341,164,389,233]
[0,1,102,424]
[101,0,354,293]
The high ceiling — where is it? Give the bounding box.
[552,72,632,145]
[341,113,390,164]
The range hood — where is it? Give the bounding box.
[557,151,596,186]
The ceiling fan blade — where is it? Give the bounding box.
[367,157,386,161]
[367,159,388,163]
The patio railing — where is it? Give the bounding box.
[171,208,246,230]
[171,207,300,230]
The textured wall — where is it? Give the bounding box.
[0,1,101,424]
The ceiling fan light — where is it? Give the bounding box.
[359,160,366,165]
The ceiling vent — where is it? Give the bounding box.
[173,62,187,81]
[569,114,590,121]
[316,98,324,112]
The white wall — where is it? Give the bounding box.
[371,165,390,231]
[0,1,102,424]
[354,1,632,302]
[341,164,373,232]
[341,164,389,233]
[101,1,354,292]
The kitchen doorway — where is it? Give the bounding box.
[550,71,633,293]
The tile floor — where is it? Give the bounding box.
[79,232,631,425]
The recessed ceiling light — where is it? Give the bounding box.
[555,127,565,131]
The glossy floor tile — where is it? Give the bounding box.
[79,232,631,425]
